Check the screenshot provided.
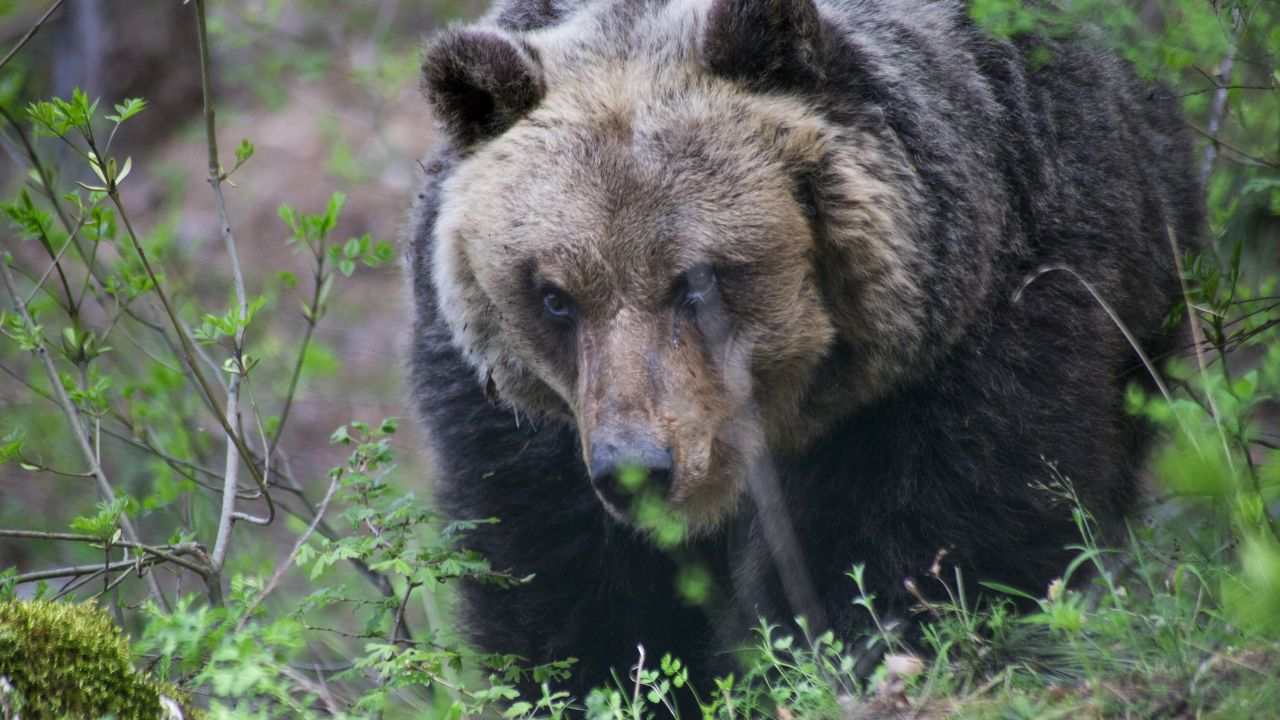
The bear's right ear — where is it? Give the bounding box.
[422,29,545,146]
[703,0,825,86]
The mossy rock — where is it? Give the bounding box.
[0,599,192,719]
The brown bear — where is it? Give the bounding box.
[406,0,1202,701]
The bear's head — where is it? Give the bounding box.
[422,0,930,534]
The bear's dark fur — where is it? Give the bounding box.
[407,0,1201,699]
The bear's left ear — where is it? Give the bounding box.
[422,29,546,146]
[703,0,826,86]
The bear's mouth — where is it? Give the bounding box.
[587,470,711,542]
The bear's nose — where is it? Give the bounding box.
[588,436,674,508]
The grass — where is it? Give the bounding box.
[559,496,1279,720]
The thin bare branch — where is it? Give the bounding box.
[1014,263,1201,455]
[1199,48,1237,187]
[15,560,135,585]
[1165,227,1238,478]
[234,471,342,633]
[0,529,210,577]
[1189,122,1278,175]
[0,0,64,74]
[24,221,83,307]
[269,288,320,459]
[189,0,271,576]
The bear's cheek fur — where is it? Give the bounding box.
[433,170,585,417]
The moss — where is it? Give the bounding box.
[0,599,190,719]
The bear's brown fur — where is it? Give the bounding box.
[407,0,1202,700]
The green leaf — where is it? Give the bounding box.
[0,429,24,464]
[234,138,255,166]
[978,580,1041,603]
[278,204,301,237]
[105,97,146,124]
[69,498,129,541]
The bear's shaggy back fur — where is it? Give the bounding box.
[407,0,1202,699]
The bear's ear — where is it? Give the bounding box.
[422,29,545,146]
[494,0,565,32]
[703,0,825,86]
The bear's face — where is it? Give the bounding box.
[435,72,838,529]
[422,0,929,534]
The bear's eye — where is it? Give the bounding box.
[680,264,718,308]
[542,287,576,322]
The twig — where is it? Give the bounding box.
[89,567,139,601]
[1013,264,1200,454]
[0,530,210,577]
[391,581,420,646]
[271,448,399,600]
[14,560,134,585]
[1182,119,1274,172]
[1165,227,1238,478]
[1198,48,1237,187]
[24,220,83,307]
[107,193,268,500]
[0,0,64,73]
[53,565,113,600]
[269,280,321,459]
[0,260,172,610]
[191,0,270,580]
[17,461,95,479]
[1176,83,1274,98]
[234,471,341,633]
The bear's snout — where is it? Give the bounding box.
[587,432,675,511]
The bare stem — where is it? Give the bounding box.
[269,288,319,459]
[1164,228,1238,478]
[15,560,138,585]
[191,0,267,579]
[0,0,64,74]
[234,472,342,633]
[14,546,203,586]
[0,529,210,577]
[1199,49,1237,186]
[1013,263,1201,454]
[107,191,268,499]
